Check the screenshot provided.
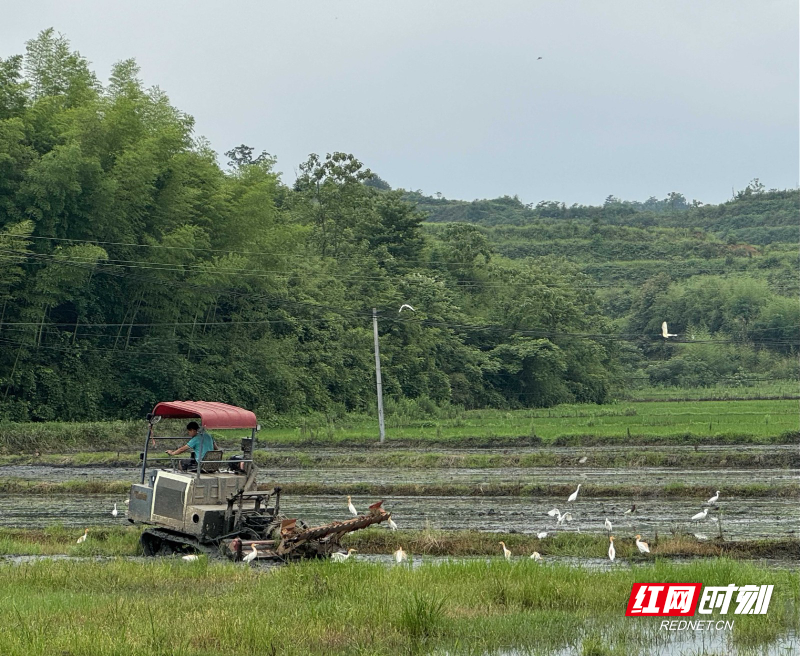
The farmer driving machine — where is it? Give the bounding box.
[127,401,388,562]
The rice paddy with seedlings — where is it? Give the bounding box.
[0,399,797,654]
[1,398,797,451]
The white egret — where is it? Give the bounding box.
[398,304,416,313]
[124,499,130,506]
[623,504,636,515]
[608,536,616,562]
[706,491,720,505]
[691,508,709,522]
[76,528,89,544]
[530,551,542,561]
[387,514,398,531]
[604,518,612,533]
[547,508,561,517]
[557,512,573,526]
[111,503,118,518]
[331,548,357,563]
[499,541,511,561]
[635,535,650,554]
[578,456,588,464]
[243,544,258,564]
[567,484,581,502]
[661,321,677,338]
[181,554,199,562]
[347,495,358,517]
[536,532,548,539]
[394,547,408,563]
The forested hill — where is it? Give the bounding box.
[406,188,799,244]
[0,31,797,423]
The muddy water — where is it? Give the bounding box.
[260,466,798,487]
[1,464,796,487]
[0,492,795,541]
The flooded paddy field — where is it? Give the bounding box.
[1,462,796,488]
[0,491,795,541]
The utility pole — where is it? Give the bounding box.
[372,307,385,443]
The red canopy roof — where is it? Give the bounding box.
[150,401,258,429]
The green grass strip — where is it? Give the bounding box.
[0,556,795,655]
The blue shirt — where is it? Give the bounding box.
[187,431,215,462]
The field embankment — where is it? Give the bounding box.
[2,444,797,469]
[1,477,796,499]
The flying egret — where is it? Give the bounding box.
[499,541,511,561]
[347,496,358,517]
[76,528,89,544]
[530,551,542,561]
[604,518,612,533]
[536,532,548,539]
[243,544,258,564]
[394,547,408,563]
[661,321,677,338]
[181,554,199,562]
[706,491,720,505]
[567,484,581,502]
[331,548,357,562]
[635,535,650,554]
[111,503,118,518]
[691,508,709,522]
[398,304,416,313]
[387,514,398,531]
[608,536,616,562]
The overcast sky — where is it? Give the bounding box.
[3,1,798,205]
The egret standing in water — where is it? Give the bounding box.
[243,544,258,564]
[706,491,720,505]
[394,547,407,563]
[331,548,357,562]
[635,535,650,554]
[691,508,709,523]
[567,484,581,502]
[604,518,612,533]
[347,496,358,517]
[608,536,616,562]
[111,503,118,518]
[499,541,511,561]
